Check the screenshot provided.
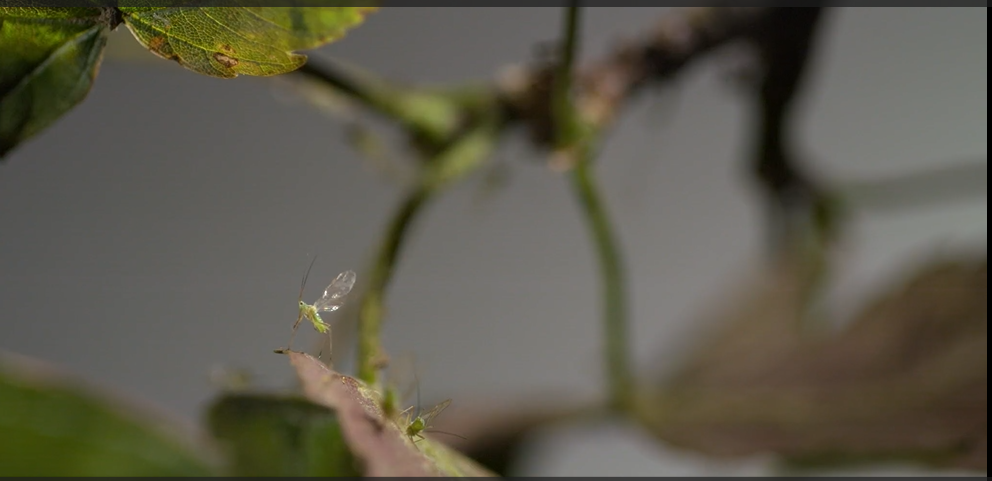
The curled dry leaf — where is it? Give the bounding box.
[636,252,986,471]
[285,351,497,477]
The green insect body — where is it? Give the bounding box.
[378,365,464,444]
[399,399,452,443]
[405,415,427,438]
[298,301,329,334]
[277,256,356,354]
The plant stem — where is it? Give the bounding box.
[356,119,502,386]
[570,146,633,412]
[553,3,634,412]
[552,3,582,148]
[357,186,430,385]
[295,62,378,111]
[296,61,462,145]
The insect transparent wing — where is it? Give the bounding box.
[313,270,356,312]
[419,399,451,427]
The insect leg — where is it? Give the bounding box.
[325,330,333,364]
[277,311,307,354]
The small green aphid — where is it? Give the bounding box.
[400,398,453,442]
[395,377,465,444]
[276,256,356,354]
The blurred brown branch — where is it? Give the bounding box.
[296,7,771,156]
[298,7,837,246]
[298,4,783,377]
[496,7,769,150]
[287,7,986,476]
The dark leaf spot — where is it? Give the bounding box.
[213,52,238,68]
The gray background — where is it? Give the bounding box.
[0,7,986,476]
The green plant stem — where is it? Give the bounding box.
[295,62,378,113]
[296,61,462,145]
[356,119,502,386]
[553,3,634,413]
[569,147,633,413]
[552,3,582,148]
[356,185,430,385]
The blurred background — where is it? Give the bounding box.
[0,7,986,476]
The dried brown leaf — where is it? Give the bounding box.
[285,351,497,477]
[638,253,986,471]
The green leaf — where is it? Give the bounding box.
[119,3,379,78]
[0,7,113,158]
[0,352,216,476]
[206,394,361,477]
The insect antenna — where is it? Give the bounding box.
[279,255,318,353]
[414,369,422,419]
[300,254,318,299]
[423,429,467,440]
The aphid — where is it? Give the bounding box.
[275,256,356,355]
[394,373,465,444]
[401,398,453,443]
